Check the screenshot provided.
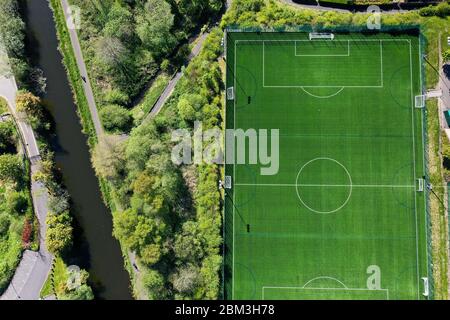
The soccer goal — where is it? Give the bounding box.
[415,95,425,108]
[227,87,235,100]
[224,176,232,189]
[422,277,429,297]
[309,32,335,40]
[417,178,424,192]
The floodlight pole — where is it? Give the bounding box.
[427,183,446,214]
[423,55,450,91]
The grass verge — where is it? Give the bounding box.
[48,0,97,146]
[426,98,449,299]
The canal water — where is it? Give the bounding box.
[23,0,132,299]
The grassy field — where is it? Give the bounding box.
[224,31,429,300]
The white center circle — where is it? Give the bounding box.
[295,157,352,214]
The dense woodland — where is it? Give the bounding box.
[93,28,224,299]
[71,0,224,134]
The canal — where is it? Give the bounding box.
[23,0,132,299]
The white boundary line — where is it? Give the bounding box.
[300,87,345,99]
[419,36,430,292]
[261,286,390,300]
[233,40,236,300]
[232,37,422,300]
[235,183,416,188]
[294,40,350,57]
[409,39,421,300]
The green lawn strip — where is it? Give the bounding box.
[40,256,68,299]
[0,97,9,114]
[132,73,170,123]
[426,98,449,299]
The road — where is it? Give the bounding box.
[60,0,104,137]
[0,47,52,300]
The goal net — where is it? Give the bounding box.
[417,178,424,192]
[309,32,335,40]
[415,95,425,108]
[224,176,232,189]
[227,87,234,100]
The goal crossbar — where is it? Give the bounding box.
[309,32,335,40]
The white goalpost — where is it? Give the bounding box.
[415,95,425,108]
[227,87,235,100]
[309,32,335,40]
[417,178,424,192]
[224,176,232,189]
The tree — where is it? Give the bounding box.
[60,284,94,300]
[171,264,200,294]
[142,269,165,300]
[177,93,206,122]
[33,158,58,193]
[103,3,134,41]
[46,211,73,255]
[174,221,204,262]
[0,214,10,237]
[92,135,126,181]
[0,0,25,58]
[95,36,128,69]
[444,49,450,62]
[139,243,162,266]
[0,154,23,185]
[15,90,44,128]
[6,191,28,215]
[48,188,70,215]
[135,0,176,58]
[0,121,17,154]
[99,104,132,133]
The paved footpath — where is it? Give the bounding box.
[0,47,52,300]
[60,0,104,136]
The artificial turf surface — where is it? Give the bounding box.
[224,31,429,300]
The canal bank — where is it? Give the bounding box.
[23,0,131,299]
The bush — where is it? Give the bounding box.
[104,89,130,105]
[0,214,10,237]
[46,211,73,255]
[21,218,32,248]
[48,189,70,215]
[15,90,44,130]
[99,104,132,133]
[0,121,17,154]
[6,191,28,215]
[0,154,24,186]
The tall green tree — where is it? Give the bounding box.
[136,0,176,58]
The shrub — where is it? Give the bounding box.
[99,104,132,133]
[21,218,32,248]
[0,154,23,185]
[0,214,10,237]
[48,189,70,214]
[46,211,73,255]
[104,89,130,105]
[6,191,28,215]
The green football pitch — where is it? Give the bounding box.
[224,31,430,300]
